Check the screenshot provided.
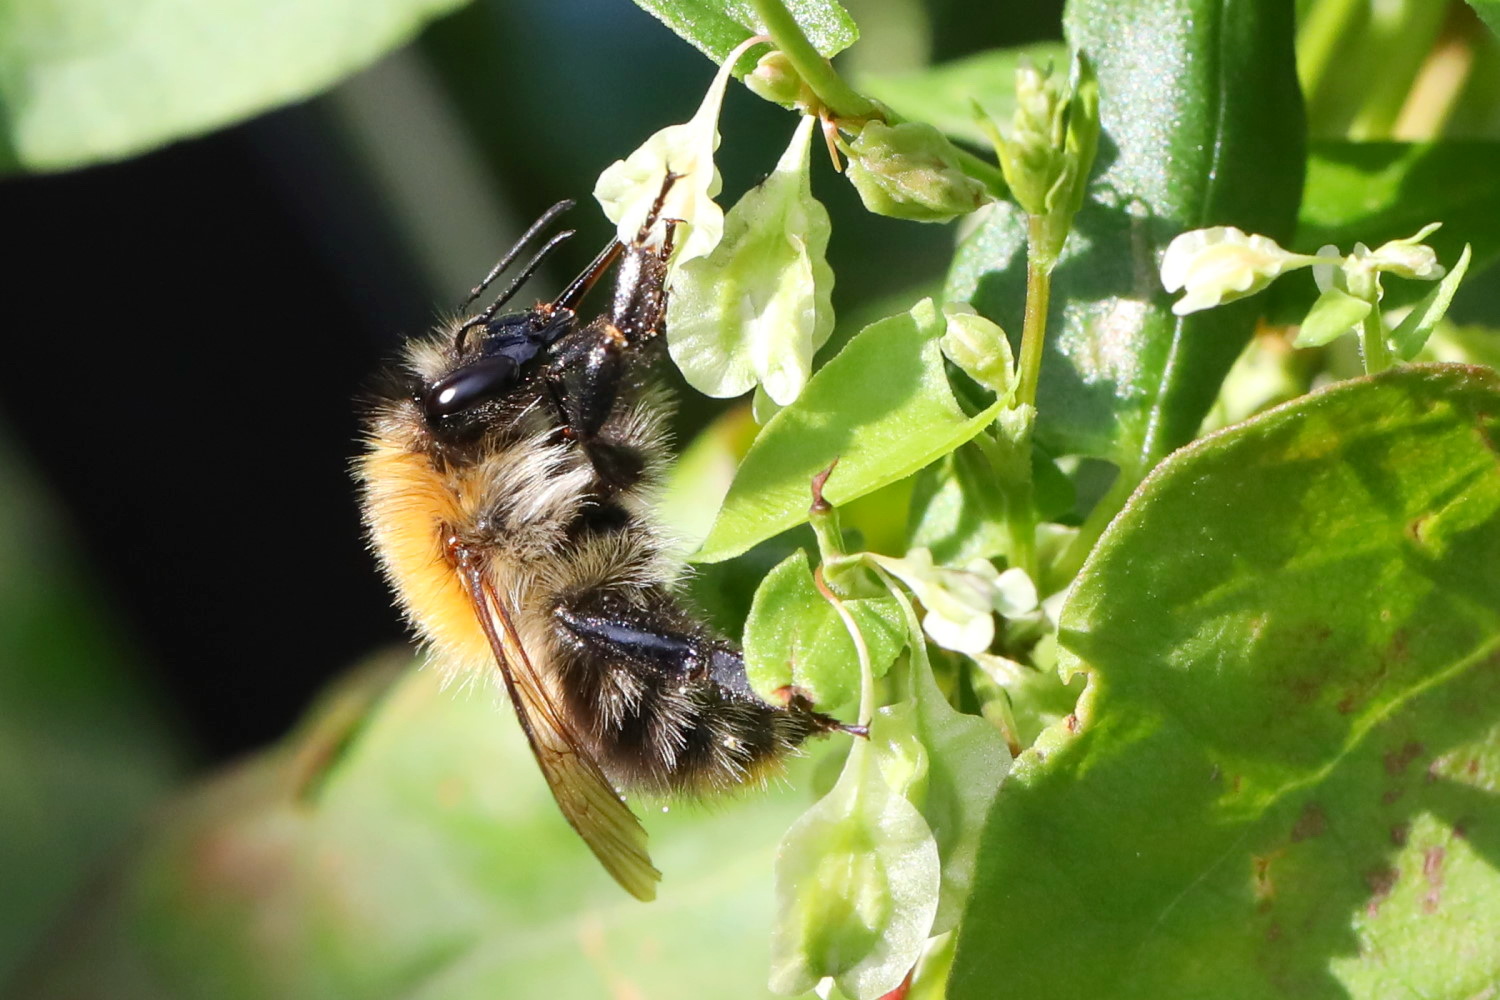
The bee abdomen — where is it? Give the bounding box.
[551,595,827,795]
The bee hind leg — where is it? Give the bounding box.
[553,599,859,735]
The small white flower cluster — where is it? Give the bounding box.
[868,548,1037,655]
[1159,223,1470,365]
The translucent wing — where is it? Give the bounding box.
[457,558,660,901]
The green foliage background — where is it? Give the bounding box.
[3,0,1500,998]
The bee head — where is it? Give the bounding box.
[419,308,574,429]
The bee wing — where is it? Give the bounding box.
[458,561,660,901]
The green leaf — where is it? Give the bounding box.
[1293,285,1372,347]
[952,365,1500,998]
[770,705,939,999]
[744,550,906,712]
[1467,1,1500,39]
[1392,244,1474,360]
[627,0,856,64]
[0,429,182,983]
[857,43,1069,149]
[1290,141,1500,311]
[0,0,470,174]
[692,299,1007,564]
[906,444,1011,565]
[14,658,842,1000]
[947,0,1305,468]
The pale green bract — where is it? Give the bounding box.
[593,36,766,264]
[667,114,834,405]
[769,703,940,999]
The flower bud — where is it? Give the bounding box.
[940,303,1014,400]
[844,120,989,223]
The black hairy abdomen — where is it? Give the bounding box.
[550,592,820,794]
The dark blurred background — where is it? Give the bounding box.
[0,0,1065,762]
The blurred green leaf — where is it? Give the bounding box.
[0,431,181,984]
[947,0,1304,468]
[857,43,1068,149]
[744,550,905,713]
[0,0,470,173]
[952,365,1500,998]
[1286,141,1500,313]
[693,299,1006,564]
[11,657,841,999]
[627,0,856,64]
[1467,0,1500,38]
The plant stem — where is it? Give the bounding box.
[1016,215,1053,409]
[750,0,875,119]
[1359,306,1393,375]
[971,429,1036,580]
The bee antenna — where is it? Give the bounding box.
[457,229,577,349]
[461,199,576,311]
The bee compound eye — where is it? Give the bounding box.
[423,354,520,420]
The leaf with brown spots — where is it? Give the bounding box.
[954,366,1500,999]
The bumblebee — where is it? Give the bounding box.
[358,187,843,900]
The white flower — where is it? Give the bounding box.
[1160,227,1319,316]
[1368,239,1444,281]
[1314,224,1446,298]
[868,549,1037,655]
[1312,243,1345,294]
[666,114,834,406]
[593,35,765,265]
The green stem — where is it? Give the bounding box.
[1359,306,1393,375]
[748,0,1006,196]
[1016,215,1052,409]
[971,429,1036,580]
[750,0,875,119]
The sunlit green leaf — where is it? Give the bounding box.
[627,0,856,64]
[0,0,470,173]
[693,299,1006,564]
[948,0,1304,467]
[744,550,905,712]
[1293,285,1372,348]
[952,365,1500,998]
[1465,0,1500,39]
